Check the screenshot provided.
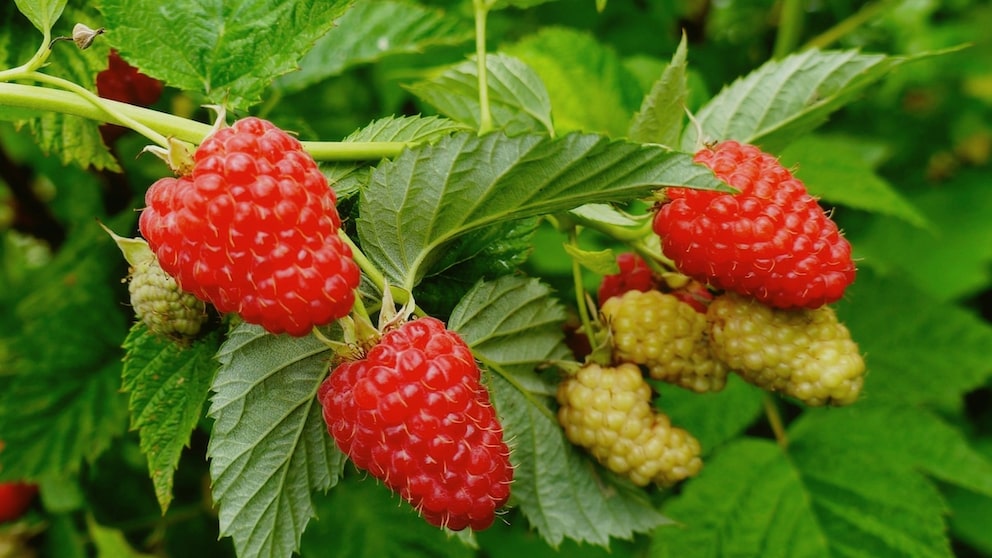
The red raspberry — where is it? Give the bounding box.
[0,482,36,523]
[139,117,360,336]
[318,317,513,531]
[652,141,855,309]
[597,252,658,304]
[96,50,164,144]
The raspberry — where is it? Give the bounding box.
[139,117,360,336]
[129,250,207,341]
[707,292,865,405]
[601,290,727,393]
[96,50,164,145]
[0,482,36,523]
[318,317,513,531]
[556,363,701,486]
[598,252,659,304]
[652,140,855,309]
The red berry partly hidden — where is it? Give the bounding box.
[96,50,164,144]
[598,252,658,304]
[652,140,855,309]
[0,482,36,523]
[318,317,513,531]
[139,117,360,336]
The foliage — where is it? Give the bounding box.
[0,1,991,557]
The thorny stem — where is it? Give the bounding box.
[473,0,493,134]
[763,394,789,449]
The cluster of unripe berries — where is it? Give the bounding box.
[556,140,865,487]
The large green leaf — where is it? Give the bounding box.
[301,475,473,558]
[13,0,66,33]
[278,0,471,93]
[449,276,667,547]
[835,270,992,405]
[121,324,221,512]
[99,0,350,109]
[0,223,129,480]
[680,49,904,153]
[356,130,728,288]
[652,438,952,558]
[448,276,570,382]
[628,33,688,147]
[779,134,927,227]
[406,53,554,135]
[207,323,343,558]
[654,375,765,454]
[789,404,992,499]
[506,27,643,137]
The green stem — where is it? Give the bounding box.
[763,394,789,449]
[337,230,424,317]
[27,71,169,147]
[567,228,597,347]
[0,82,411,160]
[472,0,493,134]
[802,1,892,51]
[773,0,806,59]
[0,31,53,82]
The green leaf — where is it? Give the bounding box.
[326,115,467,200]
[99,0,350,109]
[789,404,992,499]
[835,270,992,405]
[406,53,554,135]
[301,475,474,558]
[852,169,992,301]
[277,0,471,93]
[0,223,129,480]
[562,244,617,275]
[121,324,222,512]
[448,276,570,382]
[652,438,953,558]
[356,131,728,287]
[779,134,927,227]
[628,33,688,147]
[88,516,157,558]
[207,323,343,558]
[14,0,66,33]
[944,485,992,556]
[680,49,903,153]
[506,27,643,136]
[490,372,671,549]
[654,375,765,454]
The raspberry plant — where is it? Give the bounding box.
[1,1,991,558]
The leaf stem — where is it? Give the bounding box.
[472,0,493,134]
[567,228,597,348]
[773,0,806,59]
[26,71,170,147]
[762,394,789,449]
[801,1,893,51]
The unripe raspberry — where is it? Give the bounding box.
[707,292,865,405]
[601,290,727,393]
[557,363,702,486]
[129,252,207,340]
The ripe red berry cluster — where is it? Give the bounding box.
[597,252,658,304]
[0,481,36,523]
[139,117,361,336]
[318,317,513,531]
[96,50,164,145]
[653,140,856,309]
